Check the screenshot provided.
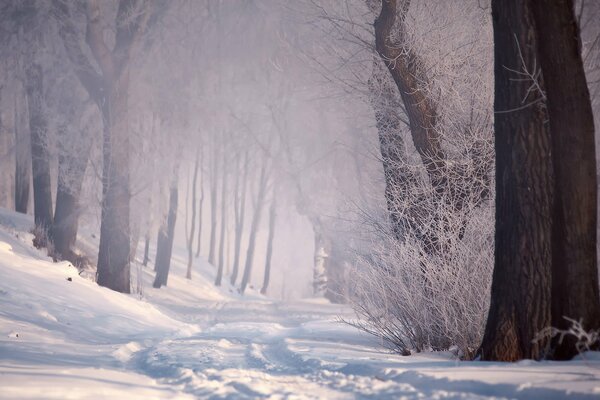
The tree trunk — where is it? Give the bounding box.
[240,163,268,294]
[14,92,30,214]
[153,167,179,288]
[51,124,92,261]
[260,195,276,295]
[230,152,248,285]
[195,156,204,258]
[25,63,53,244]
[374,0,446,198]
[215,153,228,286]
[186,146,200,279]
[531,0,600,360]
[96,74,132,293]
[479,0,553,361]
[208,140,219,266]
[311,217,329,297]
[142,233,150,266]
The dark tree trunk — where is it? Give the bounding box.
[260,196,276,295]
[531,0,600,360]
[240,163,268,294]
[215,153,228,286]
[480,0,553,361]
[25,63,53,244]
[230,152,248,285]
[14,93,30,214]
[153,172,179,288]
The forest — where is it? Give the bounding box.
[0,0,599,398]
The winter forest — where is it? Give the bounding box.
[1,0,600,398]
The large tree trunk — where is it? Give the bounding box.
[14,91,30,214]
[153,167,179,288]
[240,163,268,294]
[531,0,600,360]
[97,77,132,293]
[260,195,276,295]
[479,0,553,361]
[25,63,53,244]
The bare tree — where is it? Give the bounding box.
[55,0,162,292]
[240,161,269,294]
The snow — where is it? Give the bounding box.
[1,207,599,399]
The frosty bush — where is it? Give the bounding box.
[347,181,493,359]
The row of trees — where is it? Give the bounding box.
[0,0,355,300]
[309,0,600,360]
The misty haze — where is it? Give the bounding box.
[0,0,599,398]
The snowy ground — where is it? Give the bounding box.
[1,208,599,399]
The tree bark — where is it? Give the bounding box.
[260,195,276,295]
[56,0,156,293]
[186,146,200,279]
[208,138,219,266]
[51,122,93,261]
[195,153,204,258]
[25,63,53,245]
[153,167,179,288]
[240,163,268,294]
[142,233,150,266]
[531,0,600,360]
[215,152,228,286]
[480,0,553,361]
[14,91,30,214]
[230,151,248,285]
[374,0,446,197]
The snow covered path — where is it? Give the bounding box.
[1,208,600,399]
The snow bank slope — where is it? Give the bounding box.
[0,209,196,399]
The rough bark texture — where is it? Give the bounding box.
[25,63,53,242]
[531,0,600,360]
[480,0,553,361]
